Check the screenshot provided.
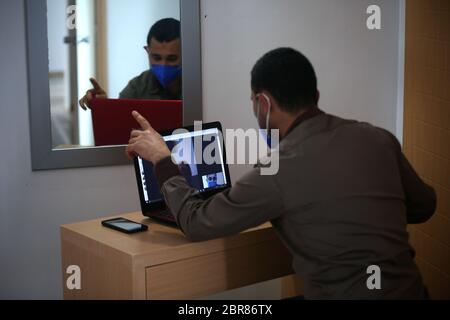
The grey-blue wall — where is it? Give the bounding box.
[0,0,140,299]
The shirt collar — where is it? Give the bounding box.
[284,107,324,139]
[148,71,163,94]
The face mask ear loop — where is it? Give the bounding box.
[261,93,271,132]
[256,94,261,121]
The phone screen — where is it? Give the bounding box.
[103,218,147,233]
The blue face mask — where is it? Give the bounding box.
[151,64,181,88]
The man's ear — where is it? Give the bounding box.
[259,91,273,114]
[315,90,320,105]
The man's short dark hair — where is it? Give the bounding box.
[251,48,318,112]
[147,18,180,45]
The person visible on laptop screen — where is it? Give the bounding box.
[79,18,181,110]
[136,130,228,205]
[126,48,436,300]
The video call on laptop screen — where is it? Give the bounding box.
[137,128,228,204]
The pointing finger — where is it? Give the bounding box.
[132,111,153,131]
[90,78,103,92]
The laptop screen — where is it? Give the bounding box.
[136,124,229,205]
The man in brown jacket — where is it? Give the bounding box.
[126,48,436,299]
[79,18,182,110]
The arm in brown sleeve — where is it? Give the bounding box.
[398,151,437,224]
[154,157,285,242]
[380,129,437,224]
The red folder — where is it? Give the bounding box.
[90,98,183,146]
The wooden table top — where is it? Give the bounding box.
[61,212,276,267]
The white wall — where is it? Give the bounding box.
[0,1,140,299]
[0,0,402,299]
[106,0,180,98]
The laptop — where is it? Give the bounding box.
[133,122,232,225]
[90,98,182,146]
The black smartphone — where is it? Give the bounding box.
[101,217,148,234]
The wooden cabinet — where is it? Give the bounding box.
[61,212,294,300]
